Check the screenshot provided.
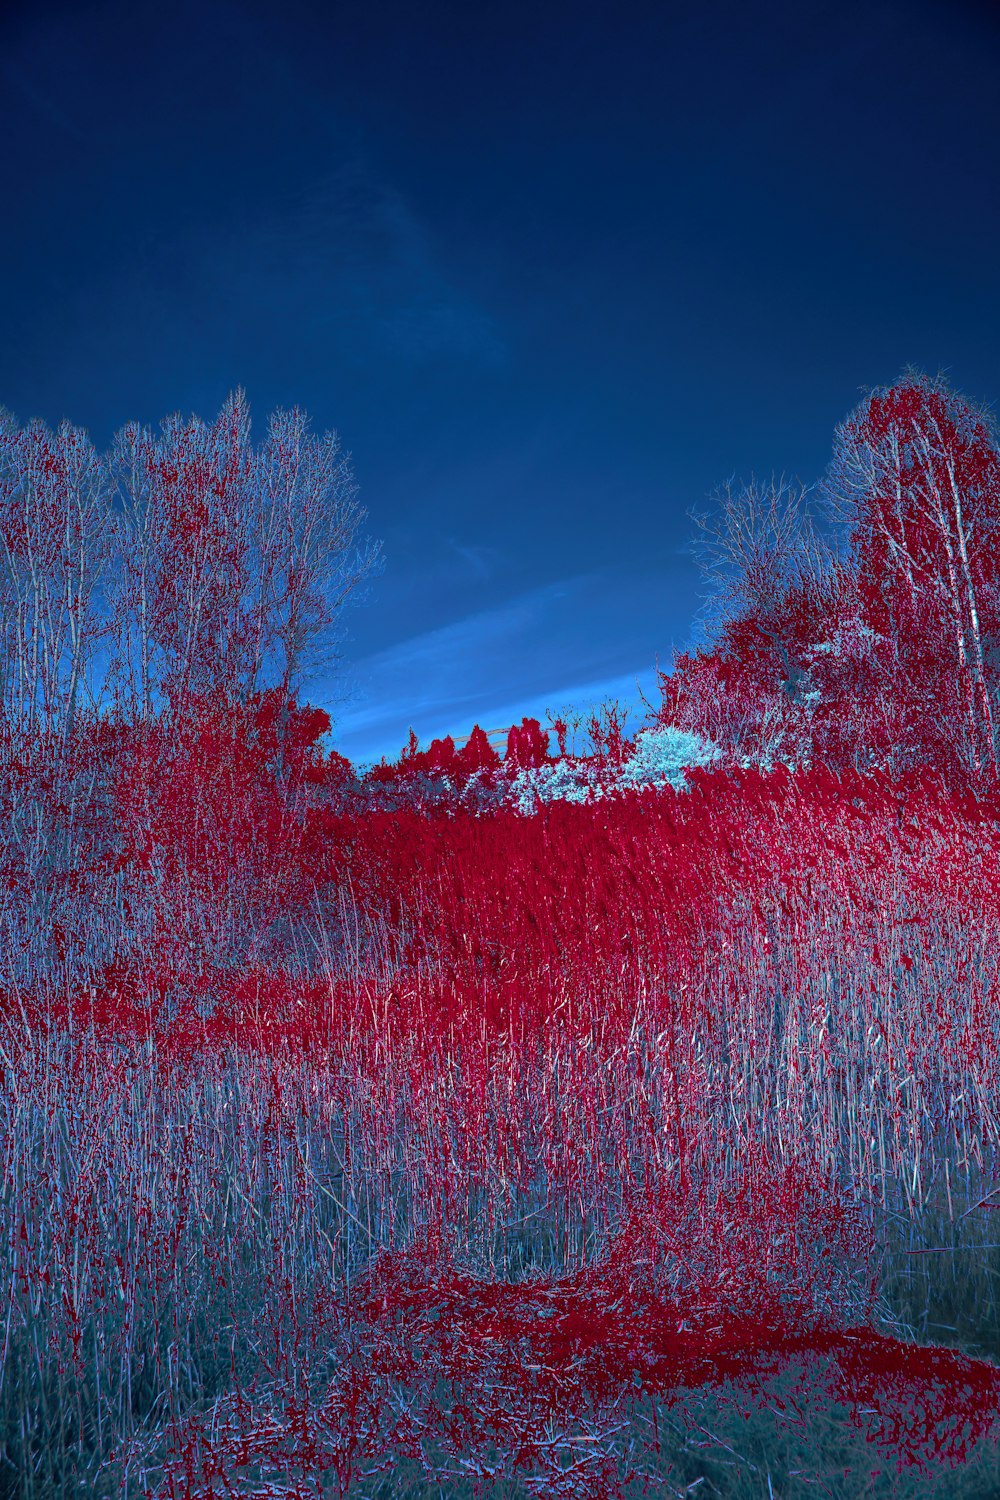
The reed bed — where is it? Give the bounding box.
[2,763,1000,1495]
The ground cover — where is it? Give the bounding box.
[2,740,999,1497]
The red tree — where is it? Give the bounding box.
[505,717,550,769]
[457,724,501,774]
[666,373,1000,784]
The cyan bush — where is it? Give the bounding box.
[616,725,722,789]
[504,725,722,811]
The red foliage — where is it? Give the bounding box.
[6,377,1000,1491]
[667,372,1000,784]
[5,731,1000,1487]
[457,722,501,773]
[505,715,550,767]
[365,722,501,787]
[152,1187,1000,1496]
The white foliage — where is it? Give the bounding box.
[505,758,602,813]
[616,725,722,790]
[502,725,722,812]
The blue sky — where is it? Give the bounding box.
[330,573,669,766]
[2,0,999,764]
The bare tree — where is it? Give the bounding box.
[826,372,1000,778]
[0,411,116,985]
[109,391,256,712]
[689,475,844,694]
[0,410,114,740]
[691,476,839,625]
[109,391,381,721]
[251,402,381,706]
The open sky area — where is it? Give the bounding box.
[2,0,999,765]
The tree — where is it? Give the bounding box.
[690,476,837,634]
[109,392,252,715]
[0,412,117,984]
[505,717,549,768]
[0,410,114,739]
[667,373,1000,783]
[827,370,1000,779]
[456,725,500,774]
[253,402,381,707]
[0,392,380,989]
[674,477,848,768]
[109,391,381,722]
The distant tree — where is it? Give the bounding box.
[456,724,500,773]
[505,717,549,769]
[586,699,632,766]
[549,715,569,757]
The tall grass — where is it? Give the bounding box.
[2,760,1000,1495]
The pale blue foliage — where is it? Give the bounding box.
[616,725,722,789]
[506,759,601,813]
[504,725,722,812]
[360,725,724,815]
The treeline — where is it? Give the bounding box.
[0,388,378,733]
[663,370,1000,785]
[4,370,1000,1003]
[0,391,379,995]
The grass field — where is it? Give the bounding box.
[2,750,999,1497]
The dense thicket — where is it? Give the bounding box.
[0,392,378,993]
[664,371,1000,784]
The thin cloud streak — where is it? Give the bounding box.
[330,575,663,766]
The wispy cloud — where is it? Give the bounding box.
[329,574,661,766]
[444,538,502,582]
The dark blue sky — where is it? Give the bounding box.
[2,0,999,764]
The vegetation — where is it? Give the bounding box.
[1,377,999,1496]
